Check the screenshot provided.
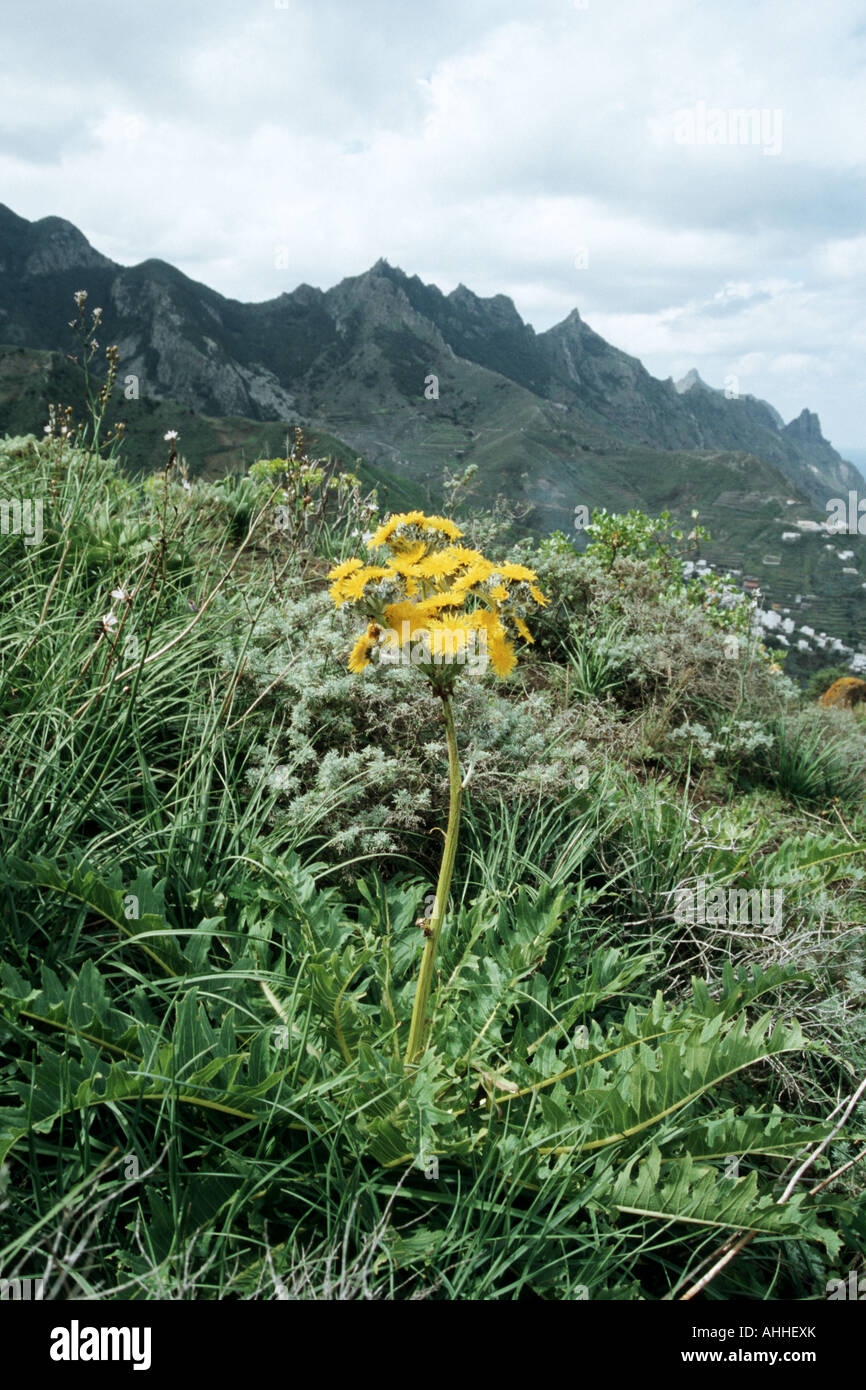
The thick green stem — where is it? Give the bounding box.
[404,693,462,1066]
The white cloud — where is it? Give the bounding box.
[0,0,864,441]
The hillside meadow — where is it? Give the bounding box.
[0,412,864,1302]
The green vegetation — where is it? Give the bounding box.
[0,410,864,1301]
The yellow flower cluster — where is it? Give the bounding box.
[327,511,548,684]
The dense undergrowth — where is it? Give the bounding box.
[0,422,864,1301]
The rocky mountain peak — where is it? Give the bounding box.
[25,215,114,276]
[288,282,324,307]
[447,282,525,332]
[675,367,710,394]
[785,407,823,441]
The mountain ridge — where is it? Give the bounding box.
[0,203,864,674]
[0,202,859,511]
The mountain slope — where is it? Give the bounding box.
[0,342,422,513]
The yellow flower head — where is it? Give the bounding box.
[329,511,546,683]
[368,511,463,553]
[414,589,467,618]
[330,564,390,606]
[383,599,426,641]
[498,562,549,607]
[328,557,364,581]
[327,557,363,604]
[348,623,382,673]
[488,626,517,678]
[413,546,487,580]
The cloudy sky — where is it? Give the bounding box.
[2,0,865,448]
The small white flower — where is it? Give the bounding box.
[101,612,118,632]
[43,424,52,434]
[111,587,132,602]
[164,430,179,442]
[182,479,191,492]
[74,290,87,307]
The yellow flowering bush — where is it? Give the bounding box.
[327,510,547,692]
